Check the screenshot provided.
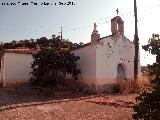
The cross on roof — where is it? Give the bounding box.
[116,8,119,15]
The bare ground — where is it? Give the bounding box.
[0,85,137,120]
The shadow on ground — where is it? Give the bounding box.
[0,83,95,111]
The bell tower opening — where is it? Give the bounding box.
[111,16,124,35]
[116,23,119,32]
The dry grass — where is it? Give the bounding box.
[115,75,151,95]
[115,80,136,95]
[136,74,152,93]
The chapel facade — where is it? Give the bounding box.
[72,16,141,92]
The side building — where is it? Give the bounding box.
[0,49,35,87]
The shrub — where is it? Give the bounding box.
[30,36,80,89]
[132,34,160,120]
[136,75,152,93]
[115,80,136,95]
[113,76,151,95]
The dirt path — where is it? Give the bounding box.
[0,87,137,120]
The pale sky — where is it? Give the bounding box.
[0,0,160,66]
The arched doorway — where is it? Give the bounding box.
[117,63,126,80]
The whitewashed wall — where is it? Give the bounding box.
[3,53,33,86]
[73,35,141,90]
[0,56,4,86]
[73,45,97,86]
[96,35,136,85]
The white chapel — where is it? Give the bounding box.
[0,15,141,91]
[72,15,141,91]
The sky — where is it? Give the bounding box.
[0,0,160,66]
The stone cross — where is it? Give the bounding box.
[116,8,119,15]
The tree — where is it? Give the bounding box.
[30,36,80,89]
[133,34,160,120]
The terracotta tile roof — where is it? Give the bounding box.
[5,48,37,55]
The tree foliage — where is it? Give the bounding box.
[3,39,36,49]
[30,36,80,89]
[133,34,160,120]
[2,37,84,50]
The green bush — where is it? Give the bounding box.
[133,34,160,120]
[30,36,80,89]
